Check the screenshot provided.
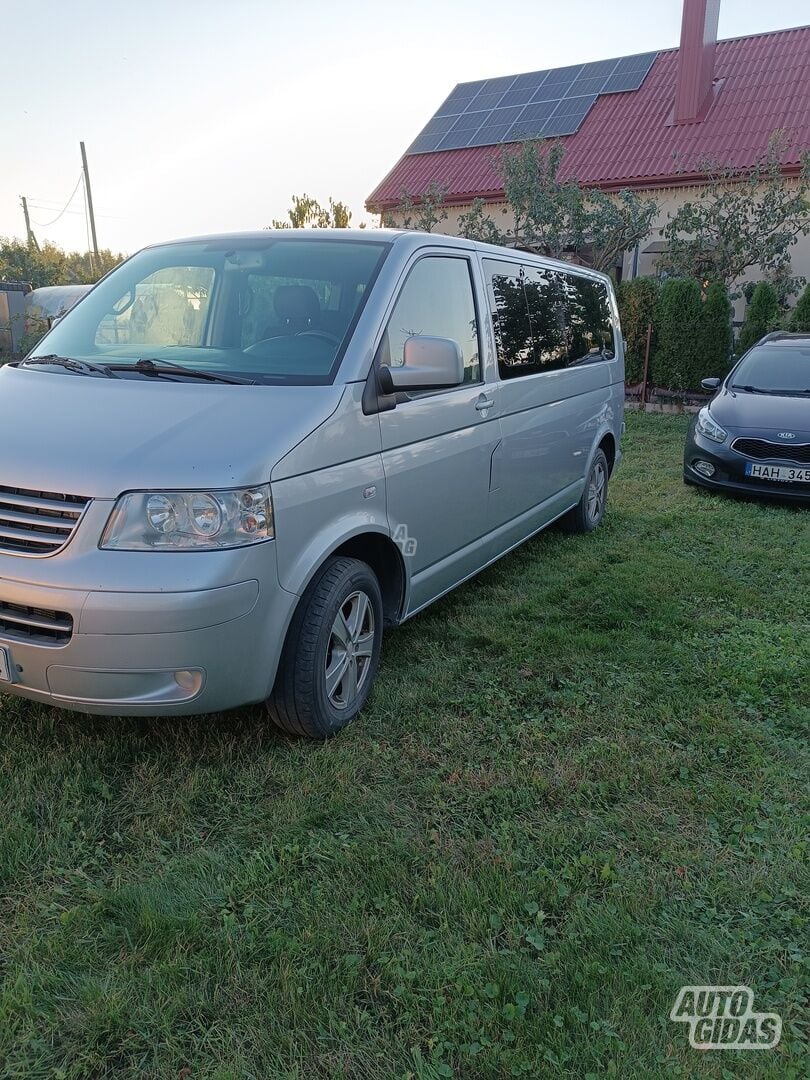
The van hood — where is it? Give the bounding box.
[0,366,345,499]
[709,387,810,434]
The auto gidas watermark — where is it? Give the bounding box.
[670,986,782,1050]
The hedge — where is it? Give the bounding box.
[787,283,810,332]
[616,277,658,383]
[738,282,780,352]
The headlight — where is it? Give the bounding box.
[695,407,728,444]
[101,485,274,550]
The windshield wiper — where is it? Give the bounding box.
[19,354,120,378]
[732,383,809,396]
[109,358,255,385]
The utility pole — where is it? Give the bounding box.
[80,141,100,266]
[20,196,39,250]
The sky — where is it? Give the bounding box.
[1,0,807,254]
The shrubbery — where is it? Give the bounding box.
[738,281,780,352]
[0,238,123,289]
[616,277,658,383]
[698,280,733,380]
[650,278,703,390]
[787,283,810,331]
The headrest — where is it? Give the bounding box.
[274,285,320,321]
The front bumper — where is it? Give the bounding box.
[683,428,810,504]
[0,548,298,716]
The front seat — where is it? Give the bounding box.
[270,284,321,336]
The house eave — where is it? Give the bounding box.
[366,161,804,213]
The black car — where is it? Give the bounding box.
[684,332,810,503]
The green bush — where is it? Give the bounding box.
[650,277,702,391]
[616,276,658,383]
[787,283,810,331]
[738,281,780,352]
[695,280,733,382]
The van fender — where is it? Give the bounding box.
[585,411,620,477]
[276,517,404,599]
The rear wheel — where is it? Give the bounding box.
[561,448,609,533]
[266,556,383,738]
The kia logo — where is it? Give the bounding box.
[777,432,797,439]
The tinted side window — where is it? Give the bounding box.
[565,276,615,365]
[485,259,535,379]
[380,256,480,383]
[524,267,568,372]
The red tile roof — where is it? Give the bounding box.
[366,26,810,210]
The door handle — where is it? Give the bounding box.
[475,394,495,413]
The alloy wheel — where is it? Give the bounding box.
[325,590,375,710]
[587,460,607,523]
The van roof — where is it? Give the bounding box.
[142,230,614,283]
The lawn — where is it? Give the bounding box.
[0,412,807,1079]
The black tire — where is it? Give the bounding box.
[266,556,383,738]
[560,448,610,534]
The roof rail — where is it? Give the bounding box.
[759,331,810,343]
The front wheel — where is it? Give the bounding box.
[267,556,383,738]
[560,448,610,533]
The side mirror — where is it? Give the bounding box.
[378,335,464,394]
[701,377,721,391]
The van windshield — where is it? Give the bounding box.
[29,236,390,385]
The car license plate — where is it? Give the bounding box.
[745,462,810,483]
[0,646,11,683]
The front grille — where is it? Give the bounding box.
[0,600,73,644]
[732,438,810,465]
[0,486,90,556]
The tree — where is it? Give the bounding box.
[616,276,658,383]
[651,278,703,390]
[0,238,122,288]
[738,282,780,352]
[269,194,355,229]
[659,135,810,295]
[787,283,810,331]
[328,199,352,228]
[585,188,657,274]
[696,281,733,382]
[497,140,583,256]
[496,139,656,271]
[391,182,449,233]
[456,198,505,244]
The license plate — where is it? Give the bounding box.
[745,463,810,483]
[0,646,11,683]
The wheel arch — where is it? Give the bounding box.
[598,430,617,474]
[284,524,407,628]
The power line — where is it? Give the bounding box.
[28,173,83,227]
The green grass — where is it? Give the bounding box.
[0,412,807,1079]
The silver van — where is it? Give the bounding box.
[0,230,623,736]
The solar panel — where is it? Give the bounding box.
[615,51,657,73]
[498,87,537,109]
[470,91,507,112]
[406,50,657,155]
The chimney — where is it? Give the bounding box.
[674,0,720,123]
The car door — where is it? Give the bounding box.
[378,252,500,614]
[484,259,615,551]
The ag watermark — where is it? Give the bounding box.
[393,524,417,557]
[670,986,782,1050]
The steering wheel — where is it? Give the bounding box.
[244,336,282,356]
[297,330,341,346]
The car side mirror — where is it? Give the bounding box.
[378,335,464,394]
[701,377,721,391]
